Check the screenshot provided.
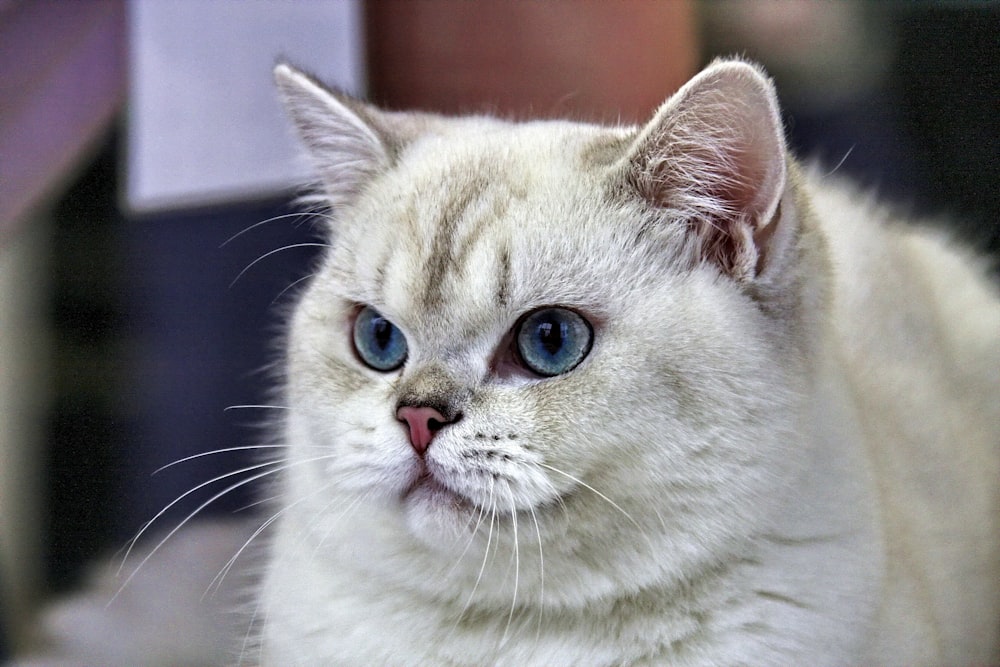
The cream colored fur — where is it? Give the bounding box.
[257,59,1000,665]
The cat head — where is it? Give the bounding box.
[273,59,818,608]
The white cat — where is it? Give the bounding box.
[258,59,1000,665]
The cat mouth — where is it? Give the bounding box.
[403,472,474,513]
[402,470,545,521]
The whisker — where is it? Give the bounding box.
[115,451,337,602]
[224,404,291,412]
[536,462,654,550]
[230,493,282,514]
[824,145,855,178]
[117,458,286,575]
[451,479,496,638]
[307,487,371,565]
[501,483,520,647]
[202,479,330,601]
[527,503,545,648]
[152,445,303,475]
[440,494,491,583]
[112,461,293,605]
[219,211,324,248]
[240,578,268,667]
[204,506,285,600]
[271,272,317,306]
[229,243,332,288]
[234,480,343,667]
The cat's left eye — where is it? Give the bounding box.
[353,306,408,371]
[515,307,593,377]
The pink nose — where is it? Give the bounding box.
[396,406,454,454]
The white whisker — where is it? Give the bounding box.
[229,243,332,288]
[440,495,491,582]
[203,501,290,600]
[229,492,282,514]
[527,503,545,647]
[450,478,496,639]
[501,482,520,647]
[112,462,289,605]
[219,211,324,248]
[307,487,371,564]
[239,576,268,667]
[152,445,302,475]
[117,458,286,576]
[115,451,337,603]
[204,466,344,602]
[824,145,855,178]
[536,462,654,551]
[271,272,318,305]
[234,479,344,667]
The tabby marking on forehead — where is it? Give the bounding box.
[422,176,489,310]
[406,163,524,317]
[495,246,512,308]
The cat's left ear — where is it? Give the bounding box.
[274,63,391,212]
[621,59,788,281]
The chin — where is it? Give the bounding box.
[401,476,483,547]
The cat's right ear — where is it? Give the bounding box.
[274,63,389,211]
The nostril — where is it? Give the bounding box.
[425,412,460,433]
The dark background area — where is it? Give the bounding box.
[44,139,319,591]
[893,8,999,250]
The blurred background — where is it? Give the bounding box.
[0,0,997,659]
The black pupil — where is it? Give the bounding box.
[537,320,565,356]
[373,318,393,351]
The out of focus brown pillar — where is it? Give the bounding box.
[366,0,699,124]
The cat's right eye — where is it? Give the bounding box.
[352,306,408,371]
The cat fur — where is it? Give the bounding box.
[257,58,1000,665]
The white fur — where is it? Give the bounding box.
[256,60,1000,665]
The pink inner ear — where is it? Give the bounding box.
[637,143,781,279]
[626,62,787,280]
[752,202,781,275]
[697,145,784,277]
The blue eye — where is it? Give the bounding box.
[516,308,593,377]
[353,306,408,371]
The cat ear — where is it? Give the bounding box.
[274,62,390,211]
[623,59,788,280]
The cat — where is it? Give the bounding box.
[257,58,1000,665]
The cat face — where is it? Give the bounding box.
[275,61,812,607]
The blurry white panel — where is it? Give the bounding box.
[126,0,363,213]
